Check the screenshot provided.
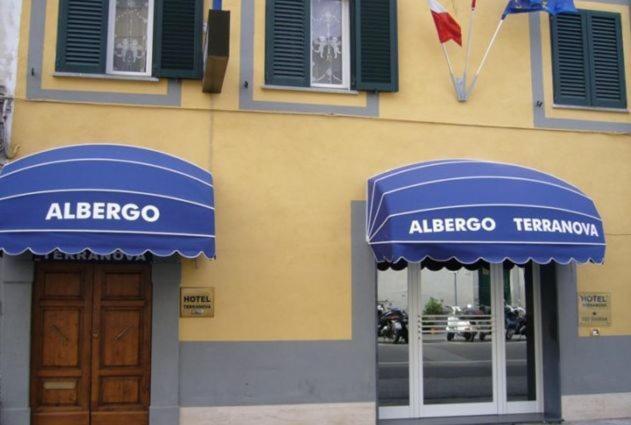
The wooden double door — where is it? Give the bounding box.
[30,263,152,425]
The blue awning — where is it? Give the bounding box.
[0,144,215,258]
[367,160,605,265]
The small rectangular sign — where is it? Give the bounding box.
[180,287,214,318]
[43,380,76,390]
[578,292,611,327]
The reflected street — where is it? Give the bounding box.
[378,335,530,406]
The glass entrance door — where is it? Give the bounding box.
[378,263,543,419]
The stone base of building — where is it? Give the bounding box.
[180,402,376,425]
[562,393,631,421]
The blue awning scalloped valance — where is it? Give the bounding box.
[367,159,605,266]
[0,144,215,258]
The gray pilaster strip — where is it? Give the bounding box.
[26,0,181,106]
[179,201,377,406]
[238,0,379,117]
[529,12,631,133]
[149,257,181,425]
[0,255,34,425]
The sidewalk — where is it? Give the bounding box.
[562,420,631,425]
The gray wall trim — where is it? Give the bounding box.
[529,11,631,133]
[557,263,631,396]
[0,255,34,425]
[238,0,379,117]
[149,257,181,425]
[179,201,377,406]
[26,0,182,106]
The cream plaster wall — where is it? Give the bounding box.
[9,0,631,342]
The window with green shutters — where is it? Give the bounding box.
[550,10,627,109]
[56,0,203,79]
[265,0,398,92]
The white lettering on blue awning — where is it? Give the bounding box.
[409,217,496,234]
[513,218,598,237]
[45,202,160,223]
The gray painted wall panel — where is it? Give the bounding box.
[179,202,377,406]
[150,258,181,425]
[557,264,631,396]
[0,255,34,425]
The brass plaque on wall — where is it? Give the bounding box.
[578,292,611,327]
[180,287,214,317]
[43,380,76,390]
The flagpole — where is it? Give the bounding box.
[440,43,460,96]
[462,0,477,97]
[467,16,506,97]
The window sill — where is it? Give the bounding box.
[54,72,160,82]
[552,103,629,114]
[262,84,359,95]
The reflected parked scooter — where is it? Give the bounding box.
[378,304,409,344]
[505,305,527,340]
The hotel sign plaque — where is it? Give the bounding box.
[180,287,215,318]
[578,292,611,327]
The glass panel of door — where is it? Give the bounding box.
[377,263,543,419]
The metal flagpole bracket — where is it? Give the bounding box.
[454,77,467,102]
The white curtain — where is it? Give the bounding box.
[113,0,149,73]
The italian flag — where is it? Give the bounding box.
[428,0,462,46]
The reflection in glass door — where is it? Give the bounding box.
[415,264,497,417]
[377,268,410,416]
[377,263,543,420]
[503,265,544,414]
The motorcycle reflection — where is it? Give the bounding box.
[505,305,527,340]
[377,303,409,344]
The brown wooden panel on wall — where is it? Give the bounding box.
[31,262,152,425]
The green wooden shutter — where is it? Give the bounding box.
[154,0,204,79]
[550,12,590,107]
[586,11,627,109]
[265,0,310,87]
[55,0,108,74]
[353,0,398,92]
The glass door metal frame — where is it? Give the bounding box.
[378,263,544,420]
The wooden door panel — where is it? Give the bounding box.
[100,376,142,404]
[91,411,148,425]
[31,264,92,425]
[100,308,143,367]
[41,272,84,299]
[40,308,81,367]
[102,273,144,299]
[31,411,90,425]
[91,265,151,425]
[40,380,79,406]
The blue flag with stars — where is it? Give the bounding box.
[502,0,577,18]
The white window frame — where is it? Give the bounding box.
[309,0,351,90]
[378,263,544,420]
[106,0,155,77]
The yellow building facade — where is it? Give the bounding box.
[1,0,630,424]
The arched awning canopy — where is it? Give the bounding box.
[0,144,215,258]
[367,159,605,266]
